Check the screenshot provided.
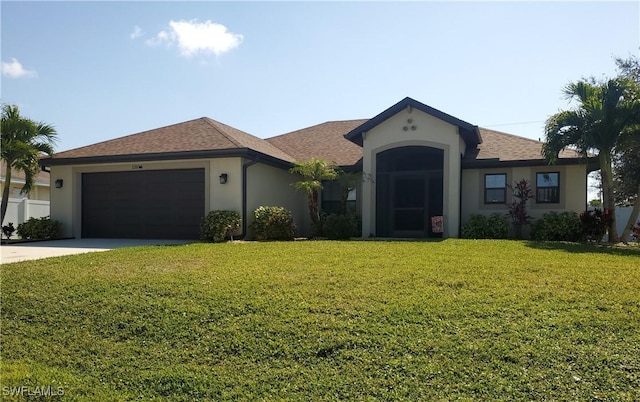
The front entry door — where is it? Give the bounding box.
[392,175,427,238]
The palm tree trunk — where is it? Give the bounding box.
[1,167,13,225]
[620,182,640,242]
[600,151,619,243]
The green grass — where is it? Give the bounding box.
[1,240,639,400]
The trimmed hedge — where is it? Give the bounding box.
[461,214,509,239]
[323,214,360,240]
[251,206,296,241]
[200,210,241,243]
[531,211,581,242]
[16,216,61,240]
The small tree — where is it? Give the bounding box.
[290,158,337,236]
[614,56,640,242]
[1,104,57,225]
[543,77,640,243]
[507,179,534,239]
[335,169,360,214]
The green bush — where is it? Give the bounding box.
[579,208,613,243]
[323,214,360,240]
[461,214,509,239]
[16,216,61,240]
[199,210,241,243]
[531,211,581,242]
[251,206,296,241]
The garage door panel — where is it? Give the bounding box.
[82,169,205,239]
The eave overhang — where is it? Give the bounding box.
[39,148,294,170]
[462,156,599,172]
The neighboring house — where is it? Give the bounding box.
[1,162,51,201]
[1,162,51,226]
[40,97,596,240]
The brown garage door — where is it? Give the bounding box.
[82,169,205,239]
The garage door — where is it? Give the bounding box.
[82,169,205,239]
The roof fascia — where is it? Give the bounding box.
[40,148,293,170]
[462,157,599,171]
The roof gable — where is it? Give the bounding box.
[344,97,482,149]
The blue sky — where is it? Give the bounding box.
[2,1,639,154]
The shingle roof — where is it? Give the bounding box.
[469,128,582,161]
[267,119,368,166]
[44,112,587,169]
[50,117,294,162]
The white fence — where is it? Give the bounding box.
[1,198,50,227]
[616,206,639,242]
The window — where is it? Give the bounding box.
[321,181,356,214]
[536,172,560,203]
[484,174,506,204]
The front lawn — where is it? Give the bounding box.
[1,240,639,400]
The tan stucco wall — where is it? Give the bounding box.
[246,162,308,238]
[460,163,588,228]
[37,186,51,201]
[360,107,464,238]
[49,165,74,237]
[209,158,243,212]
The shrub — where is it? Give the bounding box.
[461,214,509,239]
[322,214,360,240]
[2,222,16,240]
[631,221,640,242]
[251,206,296,241]
[530,211,581,242]
[579,208,613,243]
[16,216,61,240]
[507,179,534,239]
[200,210,241,243]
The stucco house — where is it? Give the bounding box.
[40,97,595,240]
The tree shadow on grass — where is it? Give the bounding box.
[525,240,640,257]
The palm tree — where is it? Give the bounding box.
[290,158,337,236]
[1,104,57,225]
[614,56,640,241]
[335,169,360,214]
[543,78,640,243]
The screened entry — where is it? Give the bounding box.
[376,146,444,238]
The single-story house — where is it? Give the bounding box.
[40,97,596,240]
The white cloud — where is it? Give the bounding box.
[146,19,243,57]
[130,25,144,40]
[1,58,37,79]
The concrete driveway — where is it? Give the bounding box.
[1,238,194,264]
